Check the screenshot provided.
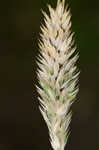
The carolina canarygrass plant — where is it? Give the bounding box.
[36,0,79,149]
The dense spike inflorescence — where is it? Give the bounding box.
[37,0,79,150]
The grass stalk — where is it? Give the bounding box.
[36,0,79,149]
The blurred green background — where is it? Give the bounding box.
[0,0,99,149]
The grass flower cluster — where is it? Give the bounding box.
[36,0,79,149]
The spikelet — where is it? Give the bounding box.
[37,0,79,149]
